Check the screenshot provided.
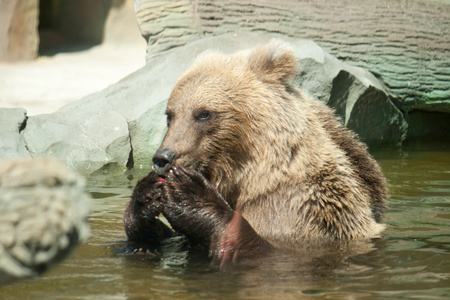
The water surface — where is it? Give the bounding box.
[1,149,449,299]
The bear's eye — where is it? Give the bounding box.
[165,110,173,127]
[195,110,211,121]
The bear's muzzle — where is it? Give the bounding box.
[153,148,176,175]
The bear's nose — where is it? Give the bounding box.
[152,149,176,175]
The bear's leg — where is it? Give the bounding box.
[161,166,272,267]
[124,171,175,244]
[216,206,273,269]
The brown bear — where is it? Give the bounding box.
[124,40,387,267]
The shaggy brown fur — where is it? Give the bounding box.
[125,41,387,265]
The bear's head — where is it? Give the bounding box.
[153,41,302,203]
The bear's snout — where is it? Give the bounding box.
[153,149,176,175]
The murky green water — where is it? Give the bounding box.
[1,149,449,299]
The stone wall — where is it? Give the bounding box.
[135,0,450,145]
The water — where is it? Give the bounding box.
[1,149,449,299]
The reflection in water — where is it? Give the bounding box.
[1,150,449,299]
[118,235,384,298]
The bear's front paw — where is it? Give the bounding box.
[162,166,220,203]
[124,171,167,241]
[131,171,165,215]
[161,166,234,247]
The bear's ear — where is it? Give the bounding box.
[247,40,298,85]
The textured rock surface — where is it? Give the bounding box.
[0,108,30,159]
[0,0,39,62]
[0,157,90,285]
[0,33,407,174]
[292,47,407,147]
[135,0,450,114]
[22,104,131,173]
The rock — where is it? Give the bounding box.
[0,108,30,159]
[0,157,90,285]
[128,101,167,168]
[327,71,407,148]
[0,0,39,62]
[293,45,407,148]
[21,101,132,174]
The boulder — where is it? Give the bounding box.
[128,100,167,169]
[327,71,407,147]
[0,108,30,160]
[22,100,132,173]
[293,45,407,148]
[0,157,90,285]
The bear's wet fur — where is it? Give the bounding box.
[124,40,388,265]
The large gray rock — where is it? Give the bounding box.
[0,108,30,159]
[0,157,90,285]
[128,100,167,169]
[1,33,406,174]
[327,70,407,147]
[22,103,131,173]
[292,45,407,147]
